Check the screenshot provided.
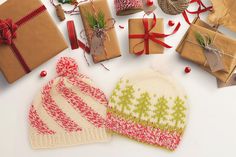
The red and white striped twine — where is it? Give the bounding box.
[114,0,143,15]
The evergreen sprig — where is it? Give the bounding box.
[85,10,105,29]
[97,11,105,28]
[195,32,212,48]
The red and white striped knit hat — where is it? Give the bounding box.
[29,57,110,149]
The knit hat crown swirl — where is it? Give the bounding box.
[29,57,110,149]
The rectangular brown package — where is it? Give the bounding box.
[176,18,236,83]
[79,0,121,63]
[0,0,68,83]
[129,18,164,55]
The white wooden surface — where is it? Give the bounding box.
[1,0,236,157]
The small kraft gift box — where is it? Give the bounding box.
[129,14,180,56]
[79,0,121,63]
[0,0,68,83]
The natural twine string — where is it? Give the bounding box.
[158,0,190,15]
[50,0,88,15]
[186,33,236,67]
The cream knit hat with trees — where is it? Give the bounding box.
[29,57,110,149]
[106,69,189,151]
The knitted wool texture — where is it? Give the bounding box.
[158,0,190,15]
[106,70,189,151]
[114,0,143,16]
[29,57,110,149]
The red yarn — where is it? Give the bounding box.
[56,57,79,77]
[114,0,143,15]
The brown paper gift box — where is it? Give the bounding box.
[79,0,121,63]
[176,18,236,83]
[129,18,164,54]
[208,0,236,32]
[0,0,68,83]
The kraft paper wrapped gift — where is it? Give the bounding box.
[208,0,236,32]
[79,0,121,63]
[0,0,67,83]
[176,18,236,83]
[129,18,164,55]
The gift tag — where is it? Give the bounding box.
[142,0,157,14]
[217,74,236,88]
[204,45,225,72]
[90,34,104,55]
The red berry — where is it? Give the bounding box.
[168,20,175,27]
[185,67,191,73]
[40,70,47,77]
[146,0,153,6]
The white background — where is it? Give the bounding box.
[1,0,236,157]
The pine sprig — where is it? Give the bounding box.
[86,12,97,28]
[97,11,105,28]
[195,32,212,47]
[85,10,105,29]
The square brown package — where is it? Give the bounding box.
[129,18,164,55]
[176,18,236,83]
[79,0,121,63]
[0,0,68,83]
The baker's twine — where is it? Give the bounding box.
[186,33,236,67]
[158,0,190,15]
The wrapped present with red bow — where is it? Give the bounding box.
[129,14,180,56]
[0,0,67,83]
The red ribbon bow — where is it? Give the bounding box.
[129,14,181,56]
[182,0,213,24]
[0,19,18,45]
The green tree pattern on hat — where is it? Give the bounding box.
[152,96,169,125]
[171,97,186,127]
[110,79,122,104]
[118,83,135,112]
[134,92,151,119]
[109,83,187,133]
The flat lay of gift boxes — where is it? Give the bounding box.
[1,0,236,152]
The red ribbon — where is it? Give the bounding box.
[67,21,79,50]
[0,5,46,73]
[182,0,212,25]
[129,14,181,56]
[78,39,90,53]
[66,20,90,53]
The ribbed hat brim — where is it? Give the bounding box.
[30,128,110,149]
